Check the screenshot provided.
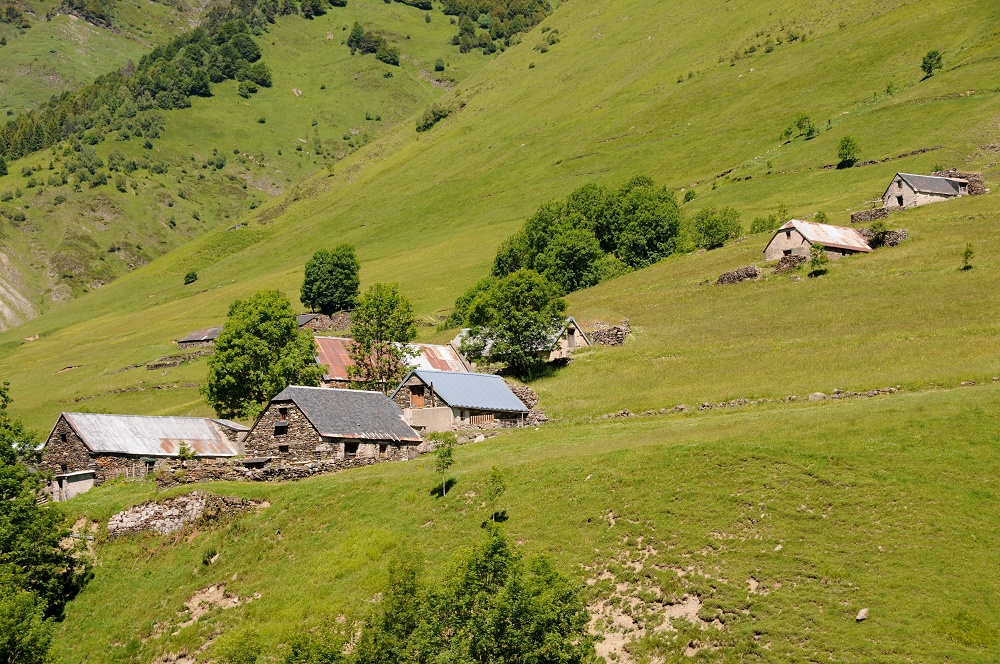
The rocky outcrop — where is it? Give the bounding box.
[716,266,761,285]
[107,491,262,538]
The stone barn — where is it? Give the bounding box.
[40,413,247,501]
[763,220,872,262]
[177,326,223,350]
[242,386,422,464]
[391,369,529,432]
[882,173,968,210]
[314,336,472,387]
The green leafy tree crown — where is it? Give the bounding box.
[300,244,361,315]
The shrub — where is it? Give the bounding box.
[238,81,258,98]
[434,57,445,71]
[184,270,198,285]
[962,242,973,270]
[809,243,829,276]
[375,43,399,66]
[814,211,829,223]
[750,214,779,234]
[242,62,272,87]
[415,103,451,132]
[683,189,697,203]
[176,441,197,460]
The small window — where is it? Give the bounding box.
[60,433,68,443]
[344,442,359,458]
[278,407,288,421]
[897,180,902,189]
[274,420,288,435]
[60,463,68,473]
[379,443,388,457]
[785,230,792,239]
[783,249,792,256]
[278,444,289,453]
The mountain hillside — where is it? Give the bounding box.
[3,0,1000,661]
[1,0,998,427]
[0,0,491,328]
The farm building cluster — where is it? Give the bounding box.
[40,316,609,502]
[759,171,984,264]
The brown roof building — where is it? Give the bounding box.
[314,337,471,386]
[763,220,871,262]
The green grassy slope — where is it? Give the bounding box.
[53,384,1000,662]
[0,0,208,113]
[0,0,488,329]
[1,0,998,429]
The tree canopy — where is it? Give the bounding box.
[203,290,324,420]
[347,283,418,393]
[301,244,361,315]
[462,269,567,377]
[689,206,743,249]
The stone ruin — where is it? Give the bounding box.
[932,169,987,195]
[715,265,761,285]
[588,319,630,346]
[107,491,263,538]
[858,227,908,248]
[773,255,806,274]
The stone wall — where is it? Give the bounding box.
[850,207,889,224]
[302,311,352,333]
[392,375,445,411]
[716,265,761,285]
[243,402,323,462]
[40,417,93,476]
[107,491,262,538]
[177,340,215,350]
[588,319,630,346]
[858,227,908,248]
[773,255,806,274]
[151,454,400,489]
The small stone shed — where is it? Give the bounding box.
[314,336,472,387]
[242,386,422,464]
[541,317,591,362]
[763,220,872,262]
[177,326,223,350]
[39,413,247,501]
[882,172,968,210]
[391,369,529,432]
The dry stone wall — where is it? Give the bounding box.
[773,255,806,274]
[850,207,889,224]
[107,491,261,538]
[588,319,630,346]
[716,266,761,285]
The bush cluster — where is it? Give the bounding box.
[347,22,400,65]
[415,103,451,132]
[489,176,683,295]
[442,0,548,53]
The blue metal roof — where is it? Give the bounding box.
[399,370,528,413]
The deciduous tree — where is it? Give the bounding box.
[347,283,417,392]
[203,290,323,420]
[300,244,360,315]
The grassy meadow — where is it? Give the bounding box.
[52,383,1000,662]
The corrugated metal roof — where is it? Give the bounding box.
[897,173,963,196]
[178,326,223,343]
[271,386,422,442]
[211,419,250,432]
[780,220,872,253]
[60,413,240,457]
[314,337,471,381]
[396,370,528,413]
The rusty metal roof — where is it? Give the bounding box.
[779,220,872,253]
[314,337,471,381]
[270,386,422,442]
[57,413,241,457]
[178,326,223,343]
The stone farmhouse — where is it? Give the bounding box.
[242,386,422,464]
[763,220,872,262]
[40,413,247,501]
[391,369,529,432]
[882,172,968,210]
[314,336,472,387]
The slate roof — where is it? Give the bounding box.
[178,326,223,343]
[393,370,528,414]
[775,220,872,253]
[893,173,965,197]
[53,413,242,457]
[314,337,471,382]
[297,313,319,327]
[270,386,422,442]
